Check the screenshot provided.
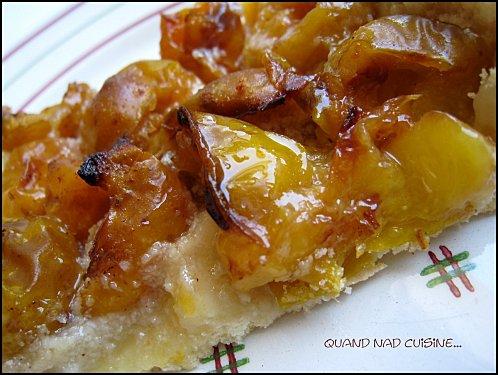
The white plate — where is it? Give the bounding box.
[2,3,496,372]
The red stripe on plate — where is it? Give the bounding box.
[2,2,84,62]
[226,343,239,373]
[213,345,222,372]
[19,2,180,112]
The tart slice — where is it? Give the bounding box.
[2,2,496,372]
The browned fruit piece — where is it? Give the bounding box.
[333,16,490,121]
[186,59,311,118]
[274,2,374,73]
[76,141,195,316]
[298,15,492,140]
[160,3,245,83]
[86,60,202,154]
[2,83,94,151]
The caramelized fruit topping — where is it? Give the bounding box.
[2,137,109,241]
[182,96,495,300]
[297,15,492,139]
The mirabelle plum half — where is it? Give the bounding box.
[2,83,94,151]
[183,110,333,290]
[363,110,496,252]
[299,15,493,140]
[2,217,83,359]
[273,2,374,73]
[87,60,202,154]
[2,138,109,241]
[160,3,245,83]
[241,2,315,68]
[76,142,195,316]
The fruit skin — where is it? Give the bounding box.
[2,217,84,359]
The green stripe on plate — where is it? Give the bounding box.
[426,263,476,288]
[420,251,470,276]
[208,358,250,373]
[200,344,245,364]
